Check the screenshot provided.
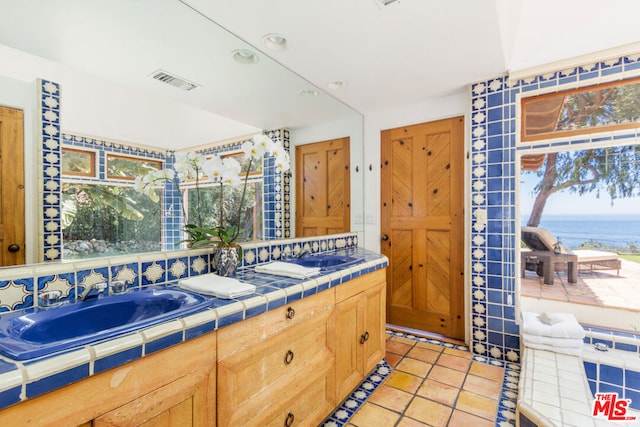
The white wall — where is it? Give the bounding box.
[0,44,259,150]
[361,89,470,252]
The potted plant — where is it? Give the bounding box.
[134,134,290,275]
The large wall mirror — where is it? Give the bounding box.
[0,0,364,266]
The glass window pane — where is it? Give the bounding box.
[186,181,263,241]
[107,154,162,180]
[62,183,161,259]
[61,148,96,177]
[522,77,640,141]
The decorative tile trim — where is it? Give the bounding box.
[322,330,520,427]
[469,50,640,364]
[321,360,392,426]
[583,327,640,354]
[39,79,62,262]
[0,233,361,312]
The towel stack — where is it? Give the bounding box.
[255,261,321,279]
[521,311,585,355]
[178,273,256,299]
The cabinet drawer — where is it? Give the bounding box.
[218,288,334,359]
[264,364,335,427]
[217,309,335,426]
[94,365,215,427]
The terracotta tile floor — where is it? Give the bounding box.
[346,334,506,426]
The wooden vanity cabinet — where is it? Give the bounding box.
[0,268,387,427]
[0,332,217,427]
[216,290,336,427]
[334,268,386,402]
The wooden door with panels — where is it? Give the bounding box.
[295,137,350,237]
[380,117,465,339]
[0,106,25,266]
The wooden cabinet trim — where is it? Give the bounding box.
[335,268,385,302]
[0,333,216,426]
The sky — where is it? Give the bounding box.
[519,171,640,218]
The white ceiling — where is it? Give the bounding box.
[198,0,640,114]
[2,0,640,146]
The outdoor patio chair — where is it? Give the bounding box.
[521,226,621,276]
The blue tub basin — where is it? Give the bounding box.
[286,254,360,269]
[0,287,210,360]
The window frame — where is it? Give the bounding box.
[61,148,97,177]
[521,76,640,142]
[106,154,162,181]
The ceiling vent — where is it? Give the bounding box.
[150,69,199,91]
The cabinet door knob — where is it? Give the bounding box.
[360,331,370,344]
[286,306,295,320]
[7,244,20,253]
[284,350,295,365]
[285,412,295,427]
[381,234,389,241]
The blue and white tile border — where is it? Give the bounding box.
[0,236,383,410]
[39,79,62,262]
[321,360,392,426]
[322,330,520,426]
[469,49,640,364]
[0,232,359,312]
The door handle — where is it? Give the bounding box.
[381,234,389,241]
[7,244,20,253]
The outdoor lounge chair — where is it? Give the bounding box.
[521,226,622,276]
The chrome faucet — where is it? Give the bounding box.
[78,282,108,301]
[296,248,311,259]
[39,290,62,308]
[110,280,129,295]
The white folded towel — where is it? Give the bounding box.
[521,311,585,339]
[255,261,321,279]
[178,273,256,299]
[525,342,583,356]
[522,332,584,349]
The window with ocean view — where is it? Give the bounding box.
[519,142,640,312]
[521,144,640,253]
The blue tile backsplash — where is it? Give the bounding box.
[0,233,359,313]
[0,234,383,410]
[470,50,640,363]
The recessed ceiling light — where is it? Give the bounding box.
[299,89,319,97]
[328,81,348,90]
[232,49,259,64]
[262,33,288,51]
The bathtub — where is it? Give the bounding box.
[518,328,640,426]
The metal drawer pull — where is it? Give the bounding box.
[285,412,295,427]
[360,331,370,344]
[284,350,295,364]
[286,306,295,319]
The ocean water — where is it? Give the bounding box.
[521,214,640,250]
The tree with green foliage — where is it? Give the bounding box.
[525,145,640,227]
[62,183,160,246]
[525,80,640,227]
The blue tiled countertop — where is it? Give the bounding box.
[0,247,387,410]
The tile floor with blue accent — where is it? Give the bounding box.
[322,330,520,426]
